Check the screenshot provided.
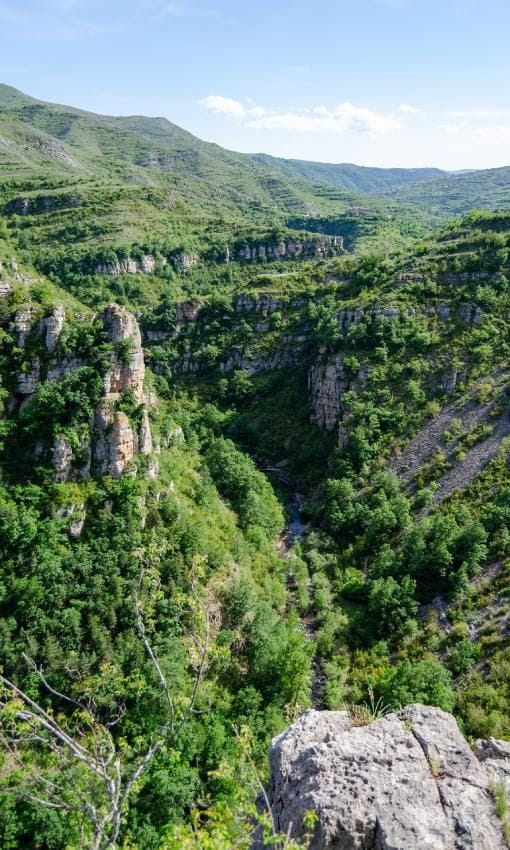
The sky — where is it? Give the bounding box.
[1,0,510,170]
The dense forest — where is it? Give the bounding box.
[0,85,510,849]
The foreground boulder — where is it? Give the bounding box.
[265,705,509,849]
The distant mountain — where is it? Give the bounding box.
[379,166,510,214]
[3,83,510,227]
[0,83,441,255]
[250,153,510,217]
[250,153,446,194]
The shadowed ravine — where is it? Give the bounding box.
[280,494,326,709]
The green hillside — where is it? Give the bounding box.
[380,165,510,214]
[0,83,440,257]
[251,152,445,193]
[1,84,510,850]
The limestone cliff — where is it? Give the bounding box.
[263,706,509,850]
[235,235,343,262]
[13,302,153,482]
[102,304,145,402]
[95,252,198,276]
[308,355,368,440]
[95,255,161,276]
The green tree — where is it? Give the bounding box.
[380,659,455,712]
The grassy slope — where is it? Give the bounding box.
[378,166,510,214]
[251,153,445,193]
[0,83,439,254]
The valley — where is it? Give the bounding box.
[0,84,510,849]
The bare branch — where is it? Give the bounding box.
[22,654,86,712]
[0,569,211,850]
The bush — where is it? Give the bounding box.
[380,658,455,712]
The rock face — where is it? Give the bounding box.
[94,401,136,479]
[11,302,153,482]
[95,253,198,276]
[39,304,66,353]
[457,303,484,325]
[309,356,367,433]
[94,306,153,477]
[102,304,145,402]
[175,300,202,323]
[336,304,415,334]
[172,252,198,272]
[309,357,350,431]
[16,357,41,396]
[235,235,342,262]
[5,194,81,216]
[265,705,508,850]
[95,255,163,276]
[476,738,510,797]
[52,436,73,483]
[14,306,36,348]
[234,294,285,314]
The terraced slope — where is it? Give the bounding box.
[0,83,439,254]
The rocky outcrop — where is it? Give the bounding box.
[0,260,13,298]
[39,304,65,353]
[5,194,81,216]
[440,271,490,285]
[309,356,368,432]
[173,252,198,272]
[14,305,36,348]
[14,303,66,357]
[52,436,73,483]
[26,136,78,168]
[218,344,304,375]
[308,357,349,431]
[11,302,154,481]
[175,301,202,323]
[94,401,136,479]
[476,738,510,796]
[138,408,153,455]
[47,357,85,382]
[336,304,415,334]
[457,303,484,325]
[16,358,40,396]
[93,306,153,477]
[93,403,153,479]
[95,253,198,276]
[439,366,467,395]
[102,304,145,402]
[54,502,87,539]
[234,294,285,314]
[235,235,342,263]
[264,705,508,850]
[95,255,162,276]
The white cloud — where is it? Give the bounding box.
[450,109,510,119]
[198,95,246,118]
[398,103,422,113]
[198,96,401,136]
[472,125,510,140]
[436,123,461,135]
[197,95,267,120]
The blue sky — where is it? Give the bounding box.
[1,0,509,169]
